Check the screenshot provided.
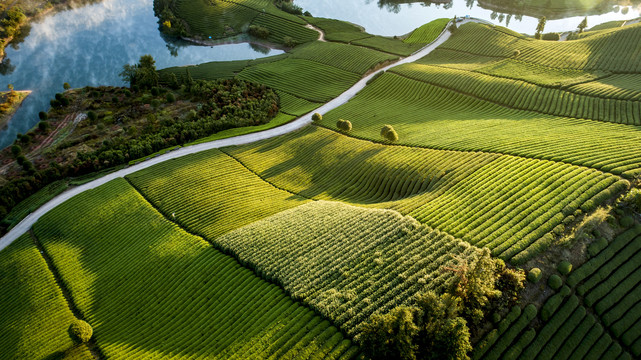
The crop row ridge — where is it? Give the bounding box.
[28,230,105,360]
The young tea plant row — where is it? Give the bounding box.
[216,201,483,338]
[404,18,450,44]
[237,58,361,103]
[0,234,93,360]
[442,22,641,72]
[289,41,399,75]
[31,179,357,359]
[320,72,641,178]
[475,226,641,359]
[391,63,641,126]
[126,149,308,241]
[223,126,499,214]
[568,74,641,102]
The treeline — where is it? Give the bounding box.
[360,249,526,360]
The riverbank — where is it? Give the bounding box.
[0,90,30,129]
[0,0,103,64]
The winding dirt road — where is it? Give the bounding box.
[0,19,480,253]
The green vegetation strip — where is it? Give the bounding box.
[0,234,93,359]
[404,18,450,44]
[320,72,641,177]
[126,149,309,240]
[32,178,357,359]
[217,201,483,338]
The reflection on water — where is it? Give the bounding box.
[0,0,282,149]
[296,0,640,36]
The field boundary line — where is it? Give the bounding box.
[28,230,105,360]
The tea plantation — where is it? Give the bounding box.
[1,1,641,359]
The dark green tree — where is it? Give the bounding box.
[578,17,588,33]
[535,16,547,39]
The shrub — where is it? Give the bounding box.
[38,111,48,120]
[542,32,561,41]
[513,50,520,57]
[527,268,542,283]
[16,155,27,165]
[278,1,303,15]
[557,261,572,275]
[20,134,31,144]
[622,188,641,211]
[151,99,161,109]
[283,36,297,47]
[10,145,22,157]
[548,274,563,290]
[385,128,399,142]
[38,121,50,131]
[311,113,322,122]
[249,25,270,39]
[166,93,176,103]
[87,111,97,122]
[620,215,635,228]
[68,319,93,344]
[111,96,119,103]
[63,82,71,90]
[151,87,160,96]
[337,119,352,132]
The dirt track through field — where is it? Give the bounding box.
[0,19,483,253]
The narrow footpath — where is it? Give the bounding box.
[0,19,481,253]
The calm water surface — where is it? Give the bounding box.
[0,0,282,149]
[296,0,640,36]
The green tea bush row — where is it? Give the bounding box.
[289,41,398,75]
[391,63,641,126]
[321,72,641,177]
[482,305,536,360]
[32,179,356,359]
[216,201,483,337]
[0,235,93,359]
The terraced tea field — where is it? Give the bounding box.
[2,2,641,359]
[476,226,641,359]
[31,179,357,359]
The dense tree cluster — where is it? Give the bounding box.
[359,249,525,360]
[0,57,278,234]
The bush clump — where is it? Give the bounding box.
[513,49,520,57]
[68,319,93,344]
[249,25,270,39]
[166,93,176,103]
[336,119,352,132]
[557,261,572,275]
[311,113,322,122]
[620,215,635,228]
[38,111,48,120]
[381,125,399,142]
[527,268,542,283]
[542,32,561,41]
[548,274,563,290]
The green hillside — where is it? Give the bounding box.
[31,179,357,359]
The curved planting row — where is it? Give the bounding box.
[237,58,361,103]
[126,149,308,240]
[320,72,641,177]
[567,74,641,102]
[223,126,623,263]
[441,22,641,72]
[0,234,92,360]
[391,63,641,125]
[223,126,498,213]
[475,226,641,359]
[216,201,482,338]
[289,41,399,75]
[404,18,450,44]
[31,179,357,359]
[410,154,625,263]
